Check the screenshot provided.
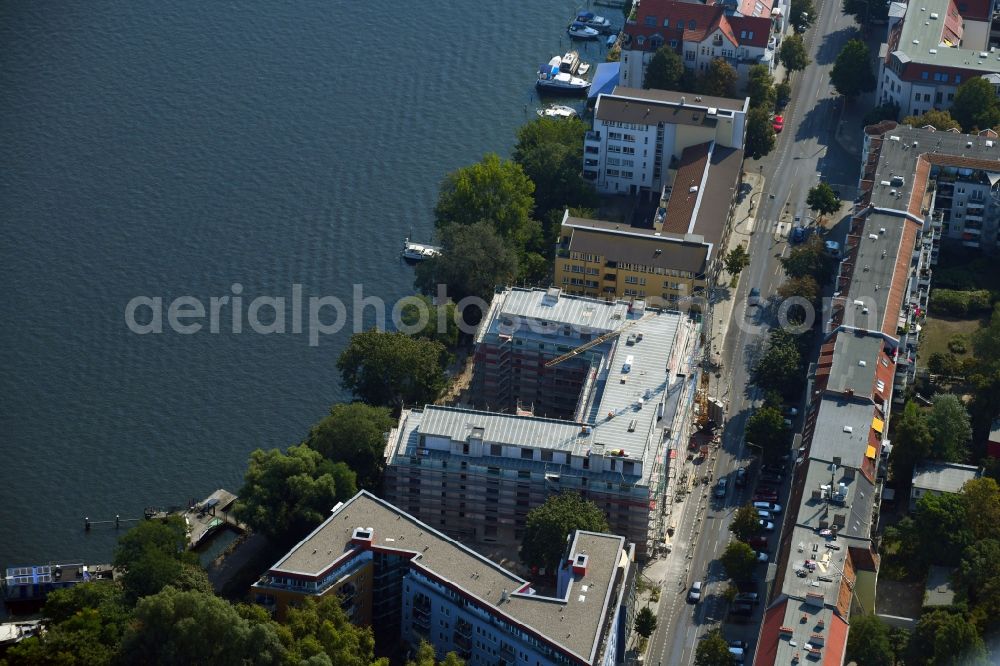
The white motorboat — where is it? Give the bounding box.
[559,51,591,76]
[567,21,600,39]
[536,56,590,94]
[575,11,613,32]
[402,238,441,261]
[537,105,579,119]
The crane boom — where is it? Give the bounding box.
[545,311,655,367]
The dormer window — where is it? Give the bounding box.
[689,19,696,29]
[663,18,670,27]
[645,15,657,26]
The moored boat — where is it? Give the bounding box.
[537,105,579,119]
[537,57,590,94]
[403,238,441,262]
[567,21,600,40]
[575,11,613,32]
[559,51,591,76]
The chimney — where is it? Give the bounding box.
[572,553,589,576]
[351,527,374,548]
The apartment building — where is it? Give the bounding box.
[754,124,1000,665]
[584,86,747,197]
[560,137,743,310]
[876,0,1000,117]
[252,491,636,666]
[384,287,698,558]
[618,0,776,90]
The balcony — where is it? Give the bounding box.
[585,131,601,143]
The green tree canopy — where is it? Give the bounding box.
[745,107,776,159]
[731,503,762,542]
[903,109,961,131]
[775,81,792,108]
[721,540,757,581]
[890,401,933,486]
[698,59,738,98]
[521,492,609,571]
[789,0,815,26]
[113,516,205,603]
[120,587,286,666]
[907,608,989,666]
[746,64,776,109]
[408,640,464,666]
[282,596,380,666]
[777,275,820,307]
[927,393,971,461]
[695,628,734,666]
[512,117,597,222]
[950,77,1000,132]
[644,46,686,91]
[415,221,519,305]
[830,39,876,98]
[746,405,788,460]
[306,402,396,490]
[781,236,834,283]
[779,35,810,73]
[235,443,357,541]
[843,0,889,23]
[806,182,840,216]
[913,491,973,567]
[635,606,658,638]
[752,329,805,401]
[337,329,447,409]
[724,244,750,276]
[434,153,536,245]
[960,478,1000,542]
[400,295,459,348]
[845,614,894,666]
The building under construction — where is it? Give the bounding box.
[383,287,700,558]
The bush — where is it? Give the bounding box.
[947,335,968,354]
[929,289,993,317]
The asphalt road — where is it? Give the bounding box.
[647,0,866,663]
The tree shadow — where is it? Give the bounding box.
[813,26,860,66]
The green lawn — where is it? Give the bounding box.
[918,314,981,363]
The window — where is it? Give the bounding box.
[688,19,696,29]
[670,39,678,48]
[663,18,670,27]
[914,92,921,100]
[685,50,695,61]
[954,74,961,84]
[607,168,620,177]
[921,71,929,80]
[490,444,502,456]
[645,15,657,26]
[923,93,930,102]
[622,146,635,154]
[622,171,633,179]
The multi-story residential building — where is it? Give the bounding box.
[560,134,743,309]
[584,86,747,197]
[384,287,699,558]
[252,490,636,666]
[876,0,1000,117]
[755,123,1000,665]
[618,0,776,89]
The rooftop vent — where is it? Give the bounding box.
[351,527,375,547]
[930,11,939,17]
[928,48,937,54]
[843,425,854,433]
[859,360,867,367]
[912,39,919,44]
[572,553,589,576]
[689,185,699,193]
[967,141,973,148]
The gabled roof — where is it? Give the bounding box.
[729,16,773,48]
[624,0,770,51]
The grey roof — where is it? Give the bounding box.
[489,287,632,334]
[794,453,877,540]
[563,223,710,276]
[911,461,980,493]
[892,0,1000,72]
[608,86,748,113]
[416,406,587,451]
[808,396,879,471]
[826,333,885,396]
[263,491,627,664]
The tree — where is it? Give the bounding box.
[337,329,447,409]
[864,102,900,126]
[775,81,792,108]
[745,107,776,159]
[698,59,738,98]
[912,491,972,567]
[957,538,1000,593]
[927,393,971,461]
[283,596,379,666]
[720,540,757,581]
[408,639,464,666]
[927,352,961,377]
[830,39,876,99]
[434,153,536,244]
[235,443,357,541]
[950,77,1000,132]
[731,503,761,542]
[644,46,685,91]
[845,614,894,666]
[789,0,815,27]
[746,64,776,109]
[806,182,840,216]
[781,237,834,283]
[513,117,597,221]
[890,401,933,486]
[120,587,286,665]
[521,493,609,571]
[415,221,519,305]
[400,295,459,348]
[695,628,734,666]
[114,516,204,603]
[306,402,397,490]
[724,244,750,276]
[959,477,1000,542]
[778,275,820,306]
[635,606,658,638]
[779,35,810,73]
[746,406,788,460]
[843,0,889,23]
[752,329,804,400]
[907,609,989,666]
[902,109,961,131]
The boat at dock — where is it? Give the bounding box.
[0,621,40,648]
[537,105,579,119]
[403,238,441,262]
[3,562,115,609]
[559,50,591,76]
[566,21,601,40]
[537,57,590,95]
[574,11,614,33]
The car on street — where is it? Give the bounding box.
[731,601,754,616]
[730,641,748,651]
[754,491,779,503]
[749,535,769,550]
[735,467,748,487]
[753,501,783,514]
[759,520,776,532]
[735,592,759,605]
[795,23,807,32]
[783,406,799,417]
[748,287,761,306]
[756,550,769,562]
[757,509,774,521]
[772,115,784,133]
[715,477,729,498]
[730,646,746,664]
[760,473,783,484]
[687,580,704,603]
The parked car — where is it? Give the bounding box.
[735,467,748,487]
[754,490,779,502]
[753,501,783,515]
[760,473,783,484]
[783,406,799,417]
[730,641,748,651]
[749,535,769,549]
[730,646,746,664]
[756,550,769,562]
[731,601,754,616]
[715,477,729,498]
[759,520,776,532]
[757,509,774,521]
[687,580,704,603]
[735,592,759,605]
[772,115,784,133]
[748,287,761,306]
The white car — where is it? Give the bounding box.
[756,550,770,562]
[687,580,704,603]
[759,520,776,532]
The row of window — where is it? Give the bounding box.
[606,168,635,178]
[606,157,635,167]
[643,15,699,29]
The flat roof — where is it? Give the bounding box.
[912,461,980,492]
[609,86,747,113]
[808,396,880,474]
[825,333,886,396]
[563,223,710,276]
[264,491,627,663]
[891,0,1000,71]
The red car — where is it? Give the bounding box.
[772,115,784,133]
[754,490,779,502]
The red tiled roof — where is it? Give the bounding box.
[944,0,964,42]
[662,142,711,234]
[729,16,772,48]
[824,614,849,666]
[753,601,788,666]
[881,221,919,338]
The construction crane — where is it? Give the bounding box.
[545,311,656,368]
